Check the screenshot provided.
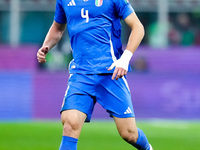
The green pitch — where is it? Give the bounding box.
[0,120,199,150]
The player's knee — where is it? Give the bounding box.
[119,129,138,144]
[62,119,80,134]
[61,112,80,134]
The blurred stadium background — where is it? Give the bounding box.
[0,0,200,150]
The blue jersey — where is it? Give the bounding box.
[54,0,134,74]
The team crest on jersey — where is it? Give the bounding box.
[95,0,103,7]
[125,0,129,4]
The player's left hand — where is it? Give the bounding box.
[108,60,128,80]
[107,50,133,80]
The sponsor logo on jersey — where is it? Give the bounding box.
[71,65,76,69]
[67,0,76,6]
[95,0,103,7]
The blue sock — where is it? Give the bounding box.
[59,136,78,150]
[132,128,150,150]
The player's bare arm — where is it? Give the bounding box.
[124,12,145,54]
[37,21,66,63]
[108,12,145,80]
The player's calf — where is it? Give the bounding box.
[119,128,138,144]
[132,128,152,150]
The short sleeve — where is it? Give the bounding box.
[54,0,67,24]
[114,0,134,20]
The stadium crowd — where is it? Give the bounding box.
[143,12,200,46]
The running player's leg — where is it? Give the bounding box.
[59,110,86,150]
[59,74,96,150]
[97,74,152,150]
[113,117,152,150]
[59,92,94,150]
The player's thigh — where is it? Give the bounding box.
[113,117,138,136]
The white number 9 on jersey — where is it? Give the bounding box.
[81,8,89,23]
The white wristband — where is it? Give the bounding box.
[120,49,133,63]
[108,49,133,71]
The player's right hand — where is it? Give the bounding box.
[37,46,49,63]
